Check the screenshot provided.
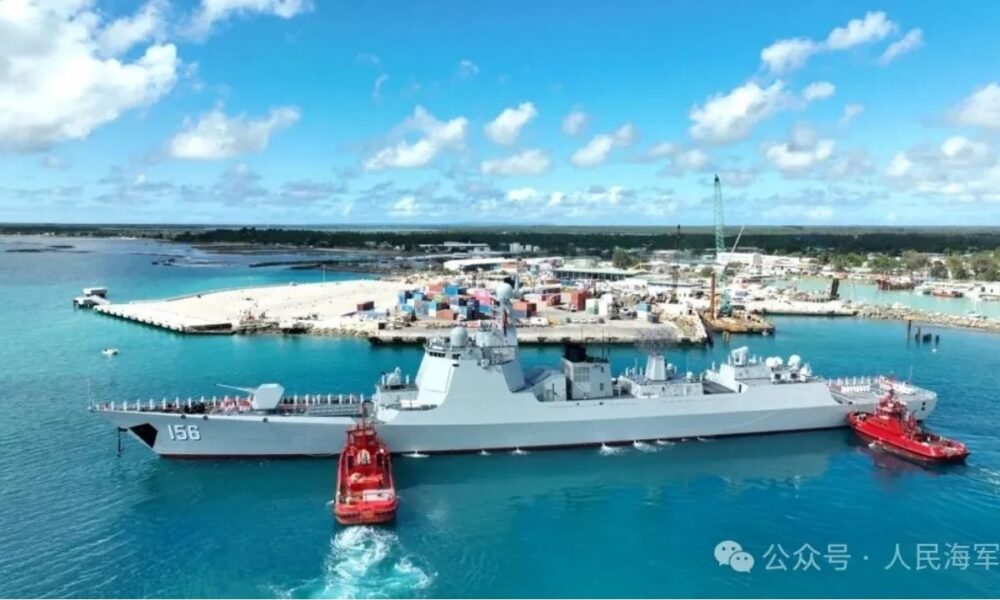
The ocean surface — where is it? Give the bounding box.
[785,277,1000,319]
[2,236,1000,598]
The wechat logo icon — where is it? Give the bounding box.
[715,540,755,573]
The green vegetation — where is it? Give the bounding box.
[611,247,634,269]
[2,224,1000,267]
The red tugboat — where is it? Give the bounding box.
[849,390,969,464]
[333,419,397,525]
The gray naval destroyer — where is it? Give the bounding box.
[94,283,939,457]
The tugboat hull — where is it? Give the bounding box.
[848,412,968,464]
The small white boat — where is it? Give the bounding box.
[101,348,119,357]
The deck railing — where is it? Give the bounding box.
[93,392,367,415]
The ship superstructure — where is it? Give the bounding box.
[94,283,939,457]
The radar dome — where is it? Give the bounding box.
[449,326,469,347]
[788,354,802,368]
[495,282,514,302]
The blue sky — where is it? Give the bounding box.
[2,0,999,225]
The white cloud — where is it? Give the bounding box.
[0,0,179,152]
[570,123,635,167]
[840,103,865,125]
[689,81,788,144]
[807,206,835,220]
[188,0,311,38]
[372,74,389,100]
[885,152,914,178]
[714,168,758,188]
[802,81,835,102]
[168,106,299,160]
[764,125,835,172]
[507,187,539,203]
[673,149,710,171]
[760,38,818,74]
[879,28,924,65]
[484,102,537,145]
[480,149,550,176]
[761,11,898,74]
[766,140,834,171]
[41,154,67,170]
[390,195,418,217]
[456,59,479,79]
[571,135,615,167]
[356,52,380,66]
[884,137,1000,202]
[647,142,677,158]
[98,0,167,56]
[826,11,896,50]
[613,123,636,145]
[562,110,588,136]
[951,83,1000,130]
[939,136,993,167]
[646,142,711,173]
[364,106,468,170]
[767,204,835,221]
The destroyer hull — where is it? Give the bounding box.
[98,385,936,458]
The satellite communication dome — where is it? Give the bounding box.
[495,282,514,302]
[449,326,469,347]
[788,354,802,368]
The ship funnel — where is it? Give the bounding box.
[731,346,749,366]
[645,354,667,381]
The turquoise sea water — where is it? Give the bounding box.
[785,277,1000,319]
[2,236,1000,598]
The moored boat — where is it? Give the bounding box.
[848,391,968,464]
[333,419,397,525]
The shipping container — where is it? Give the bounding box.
[356,300,375,311]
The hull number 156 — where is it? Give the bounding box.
[166,424,201,441]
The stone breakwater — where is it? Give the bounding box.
[856,304,1000,334]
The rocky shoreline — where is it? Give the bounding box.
[855,304,1000,334]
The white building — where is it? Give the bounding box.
[717,251,815,276]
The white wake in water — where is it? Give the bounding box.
[598,443,624,456]
[281,527,433,599]
[654,439,675,446]
[632,441,659,453]
[403,451,428,459]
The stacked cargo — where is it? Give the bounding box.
[512,300,536,320]
[395,283,509,322]
[566,290,589,311]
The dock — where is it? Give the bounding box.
[90,280,403,335]
[73,286,110,309]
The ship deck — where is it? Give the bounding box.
[92,393,365,417]
[827,376,936,406]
